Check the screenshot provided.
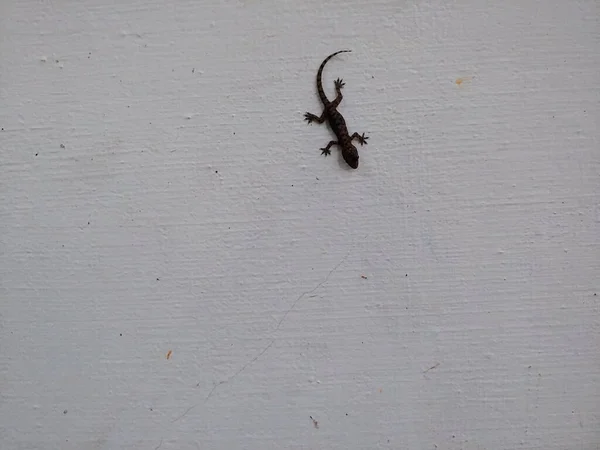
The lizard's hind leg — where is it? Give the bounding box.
[304,111,326,124]
[331,79,345,108]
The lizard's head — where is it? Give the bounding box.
[343,145,359,169]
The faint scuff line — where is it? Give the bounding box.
[216,340,275,391]
[423,362,440,373]
[172,342,277,423]
[154,439,163,450]
[172,253,350,423]
[275,251,350,329]
[172,404,198,423]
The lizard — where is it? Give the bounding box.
[304,50,369,169]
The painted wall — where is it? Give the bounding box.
[1,1,598,448]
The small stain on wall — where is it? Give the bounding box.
[455,76,473,86]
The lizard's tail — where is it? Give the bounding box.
[316,50,352,104]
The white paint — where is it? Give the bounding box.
[1,0,598,448]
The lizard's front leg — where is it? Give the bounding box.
[350,132,369,146]
[320,140,338,156]
[304,111,326,124]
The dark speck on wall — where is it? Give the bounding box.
[63,410,68,415]
[60,144,65,148]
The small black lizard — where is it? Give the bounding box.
[304,50,368,169]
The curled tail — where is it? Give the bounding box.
[316,50,352,104]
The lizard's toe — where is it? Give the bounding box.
[320,148,331,156]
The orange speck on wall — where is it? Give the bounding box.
[455,76,473,86]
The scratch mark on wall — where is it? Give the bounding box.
[172,252,350,423]
[423,362,440,373]
[275,252,350,329]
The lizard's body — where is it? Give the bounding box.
[304,50,368,169]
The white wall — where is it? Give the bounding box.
[1,1,598,448]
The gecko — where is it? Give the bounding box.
[304,50,369,169]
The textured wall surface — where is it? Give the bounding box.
[1,0,599,449]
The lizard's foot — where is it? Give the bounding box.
[304,112,316,124]
[351,132,369,145]
[320,148,331,156]
[334,78,345,90]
